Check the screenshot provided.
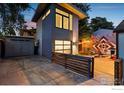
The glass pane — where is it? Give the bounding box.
[56,8,69,17]
[56,14,62,28]
[70,14,73,30]
[64,41,71,44]
[55,50,63,53]
[64,50,71,54]
[55,45,63,50]
[64,45,71,49]
[63,17,69,30]
[55,40,63,44]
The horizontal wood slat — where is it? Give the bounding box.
[52,52,94,79]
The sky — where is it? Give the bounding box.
[88,3,124,27]
[24,3,124,28]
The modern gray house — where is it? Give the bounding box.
[114,20,124,83]
[32,3,87,59]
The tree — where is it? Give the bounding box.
[0,3,30,36]
[73,3,91,40]
[90,17,114,32]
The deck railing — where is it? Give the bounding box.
[52,52,94,79]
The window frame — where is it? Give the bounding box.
[54,40,72,54]
[56,14,63,28]
[55,8,72,31]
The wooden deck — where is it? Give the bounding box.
[0,56,88,85]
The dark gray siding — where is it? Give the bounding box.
[52,4,73,41]
[42,6,53,59]
[53,28,72,40]
[36,4,80,59]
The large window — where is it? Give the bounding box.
[56,14,62,28]
[56,8,73,30]
[63,17,69,29]
[55,40,71,54]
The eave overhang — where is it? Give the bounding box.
[32,3,87,22]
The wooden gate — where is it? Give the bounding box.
[52,52,94,79]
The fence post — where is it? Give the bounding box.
[88,57,94,79]
[114,58,123,85]
[88,61,91,79]
[91,57,94,78]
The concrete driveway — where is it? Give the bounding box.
[81,57,114,85]
[0,56,88,85]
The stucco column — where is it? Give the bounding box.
[72,15,79,55]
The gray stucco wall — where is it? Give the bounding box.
[4,36,34,57]
[36,5,54,59]
[42,12,53,59]
[72,15,79,55]
[118,33,124,80]
[36,17,43,56]
[53,28,72,41]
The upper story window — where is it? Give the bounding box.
[42,9,50,20]
[56,8,73,30]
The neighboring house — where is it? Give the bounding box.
[114,20,124,82]
[20,29,36,37]
[92,29,116,55]
[32,3,86,59]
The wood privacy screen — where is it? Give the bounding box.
[52,52,94,79]
[114,59,123,85]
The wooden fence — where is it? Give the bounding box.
[52,52,94,79]
[114,59,123,85]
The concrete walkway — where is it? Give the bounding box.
[0,56,88,85]
[80,57,114,85]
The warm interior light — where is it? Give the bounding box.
[55,40,71,54]
[64,41,71,44]
[56,14,62,28]
[55,40,63,44]
[63,17,69,29]
[69,14,73,30]
[56,8,69,17]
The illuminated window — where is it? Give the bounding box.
[56,9,69,17]
[42,9,50,20]
[63,17,69,29]
[55,8,73,30]
[64,41,71,44]
[56,14,62,28]
[69,14,73,30]
[55,40,71,54]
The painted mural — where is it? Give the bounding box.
[79,29,116,55]
[92,29,116,55]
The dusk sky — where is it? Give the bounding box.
[24,3,124,28]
